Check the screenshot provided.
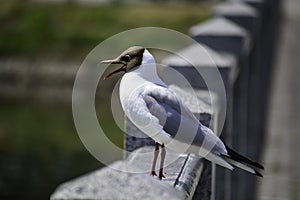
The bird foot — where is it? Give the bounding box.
[150,171,157,176]
[158,169,165,180]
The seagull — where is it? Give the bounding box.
[101,46,264,179]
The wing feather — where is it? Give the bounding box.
[123,84,226,155]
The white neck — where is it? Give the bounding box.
[141,49,156,66]
[132,49,164,84]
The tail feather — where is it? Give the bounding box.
[218,145,264,177]
[225,145,264,170]
[221,154,263,177]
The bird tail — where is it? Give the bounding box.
[221,145,264,177]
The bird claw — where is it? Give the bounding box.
[158,169,165,179]
[150,171,157,176]
[158,173,165,180]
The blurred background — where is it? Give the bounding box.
[1,0,300,199]
[0,0,211,199]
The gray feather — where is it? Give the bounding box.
[142,89,224,154]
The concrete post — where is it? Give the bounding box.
[212,2,262,200]
[229,0,265,11]
[189,17,251,200]
[213,2,258,38]
[161,43,238,200]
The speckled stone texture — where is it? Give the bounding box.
[50,146,209,200]
[50,160,185,200]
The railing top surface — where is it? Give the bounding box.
[162,43,237,68]
[213,2,258,17]
[189,17,249,38]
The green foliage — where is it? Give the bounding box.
[0,0,210,59]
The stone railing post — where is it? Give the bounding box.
[161,43,238,200]
[189,16,251,200]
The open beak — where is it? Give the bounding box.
[100,59,127,80]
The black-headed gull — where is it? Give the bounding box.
[101,46,263,179]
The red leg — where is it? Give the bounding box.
[158,144,166,179]
[150,142,159,176]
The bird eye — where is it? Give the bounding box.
[123,55,131,62]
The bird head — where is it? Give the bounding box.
[101,46,145,80]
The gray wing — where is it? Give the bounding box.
[141,85,225,154]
